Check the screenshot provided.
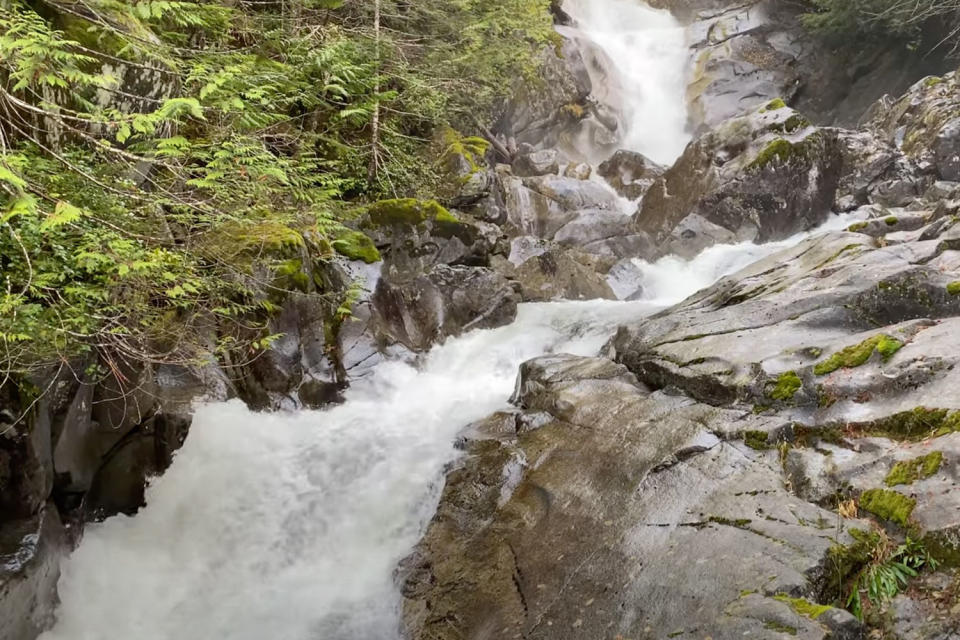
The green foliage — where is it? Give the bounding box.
[801,0,960,53]
[0,0,552,378]
[813,334,904,375]
[844,533,938,619]
[947,281,960,295]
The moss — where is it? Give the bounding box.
[859,488,916,526]
[753,404,771,414]
[858,407,960,440]
[813,334,904,375]
[847,221,869,232]
[368,198,455,226]
[773,595,832,620]
[764,621,798,635]
[750,138,794,169]
[947,281,960,295]
[739,589,757,597]
[922,532,960,567]
[331,230,381,263]
[885,451,944,486]
[884,216,899,226]
[769,371,802,401]
[744,430,771,450]
[781,114,809,133]
[274,258,310,292]
[762,98,787,112]
[924,76,944,87]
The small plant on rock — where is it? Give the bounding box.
[846,533,938,619]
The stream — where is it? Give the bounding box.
[37,2,849,639]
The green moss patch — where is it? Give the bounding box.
[332,230,381,263]
[859,408,960,440]
[813,334,904,375]
[884,216,899,226]
[769,371,802,401]
[847,221,868,232]
[947,281,960,295]
[750,138,793,169]
[773,595,832,620]
[761,98,787,112]
[744,430,771,450]
[885,451,944,486]
[368,198,455,226]
[764,621,798,635]
[859,488,916,526]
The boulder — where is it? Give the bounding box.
[402,354,863,640]
[597,149,665,200]
[636,103,841,244]
[512,149,560,177]
[562,162,591,180]
[371,265,520,352]
[0,506,65,640]
[495,246,616,302]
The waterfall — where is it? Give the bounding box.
[37,3,844,640]
[558,0,691,165]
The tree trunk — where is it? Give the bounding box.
[368,0,381,185]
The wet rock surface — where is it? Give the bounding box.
[402,49,960,640]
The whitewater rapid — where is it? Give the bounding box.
[37,2,852,639]
[38,210,861,640]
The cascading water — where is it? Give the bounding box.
[37,3,845,640]
[37,219,859,640]
[557,0,691,165]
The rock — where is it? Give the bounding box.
[512,149,560,177]
[372,265,519,352]
[496,246,616,302]
[500,169,577,239]
[0,506,65,640]
[553,209,654,259]
[684,1,804,132]
[663,213,739,259]
[562,162,591,180]
[868,72,960,183]
[402,354,863,640]
[522,174,620,211]
[835,130,928,209]
[636,104,841,244]
[597,149,665,200]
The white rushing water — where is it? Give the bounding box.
[559,0,691,164]
[38,2,843,638]
[39,212,856,640]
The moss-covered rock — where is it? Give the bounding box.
[744,430,771,450]
[768,371,802,401]
[813,334,904,375]
[761,98,787,112]
[884,451,944,486]
[772,595,832,620]
[367,198,457,227]
[947,281,960,295]
[859,488,916,526]
[332,230,381,263]
[859,408,960,440]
